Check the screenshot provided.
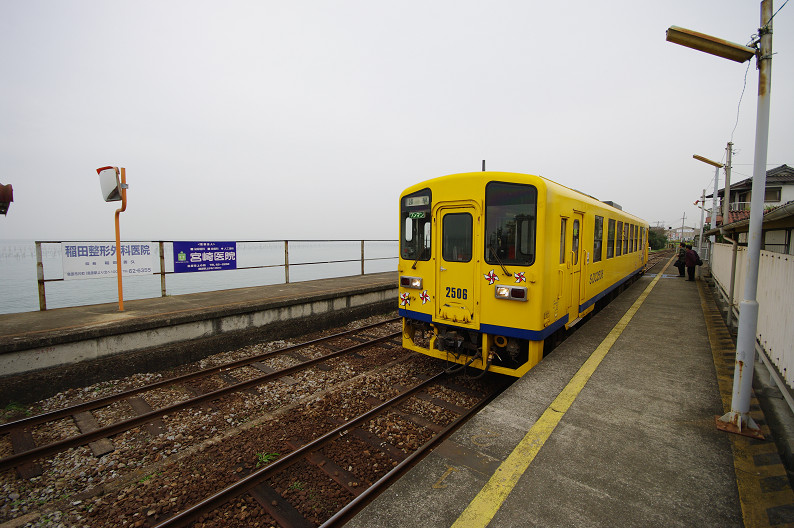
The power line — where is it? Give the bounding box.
[730,60,752,144]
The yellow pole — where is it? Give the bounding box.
[115,168,128,311]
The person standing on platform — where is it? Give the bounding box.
[676,242,686,277]
[684,244,699,281]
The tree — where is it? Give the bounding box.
[648,228,667,250]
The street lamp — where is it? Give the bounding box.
[666,26,757,63]
[667,1,772,439]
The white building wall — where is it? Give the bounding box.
[712,243,794,388]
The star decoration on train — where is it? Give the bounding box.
[514,272,526,283]
[399,292,411,306]
[420,290,430,304]
[484,269,499,285]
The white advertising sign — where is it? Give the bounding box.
[61,242,154,280]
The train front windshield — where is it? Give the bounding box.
[401,189,432,261]
[485,182,537,266]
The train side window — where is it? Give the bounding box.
[442,213,472,262]
[607,219,615,259]
[593,215,603,263]
[559,218,567,264]
[629,224,635,252]
[635,225,639,252]
[485,181,537,266]
[623,223,629,254]
[400,189,432,261]
[616,221,623,256]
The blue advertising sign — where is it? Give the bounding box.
[173,241,237,273]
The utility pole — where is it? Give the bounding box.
[697,189,706,278]
[718,0,774,438]
[680,212,687,242]
[723,142,734,226]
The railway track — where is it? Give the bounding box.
[0,316,506,527]
[0,318,401,475]
[645,249,674,273]
[138,373,505,528]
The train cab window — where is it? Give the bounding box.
[593,215,604,263]
[442,213,472,262]
[401,189,432,261]
[485,182,537,266]
[607,219,615,259]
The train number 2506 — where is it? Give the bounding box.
[445,287,468,299]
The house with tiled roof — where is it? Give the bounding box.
[704,164,794,254]
[707,164,794,226]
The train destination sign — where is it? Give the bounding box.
[405,196,429,207]
[173,241,237,273]
[62,242,154,280]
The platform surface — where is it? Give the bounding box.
[0,271,396,350]
[348,260,794,528]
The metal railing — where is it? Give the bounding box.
[727,202,752,212]
[35,240,398,311]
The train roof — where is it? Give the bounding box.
[401,171,647,224]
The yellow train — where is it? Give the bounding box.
[398,171,648,377]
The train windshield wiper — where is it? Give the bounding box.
[489,245,511,277]
[412,246,426,270]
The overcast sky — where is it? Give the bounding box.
[1,1,791,242]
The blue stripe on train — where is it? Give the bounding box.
[399,264,644,341]
[578,265,644,313]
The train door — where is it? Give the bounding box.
[436,205,478,327]
[570,212,584,319]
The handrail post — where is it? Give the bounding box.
[284,240,290,284]
[159,241,167,297]
[36,241,46,311]
[361,240,365,275]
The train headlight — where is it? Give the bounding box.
[495,285,528,301]
[400,275,423,289]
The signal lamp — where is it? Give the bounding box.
[400,276,423,289]
[495,285,527,301]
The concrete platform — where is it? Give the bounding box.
[348,260,794,527]
[0,272,397,405]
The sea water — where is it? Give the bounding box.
[0,240,397,315]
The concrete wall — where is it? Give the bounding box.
[0,286,398,405]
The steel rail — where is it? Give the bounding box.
[0,318,399,434]
[152,370,450,528]
[0,331,400,472]
[319,379,504,527]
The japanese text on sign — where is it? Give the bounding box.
[173,241,237,273]
[61,242,154,280]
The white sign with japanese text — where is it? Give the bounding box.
[61,242,155,280]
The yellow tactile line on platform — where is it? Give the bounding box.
[698,279,794,528]
[451,258,672,528]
